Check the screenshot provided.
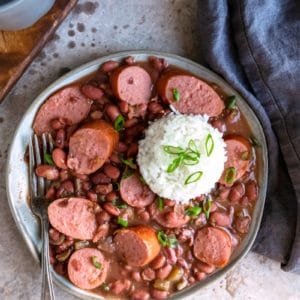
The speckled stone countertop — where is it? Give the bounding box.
[0,1,300,299]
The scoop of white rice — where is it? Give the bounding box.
[137,114,227,203]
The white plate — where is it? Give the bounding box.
[6,50,268,299]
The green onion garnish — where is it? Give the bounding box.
[163,145,185,155]
[121,158,137,169]
[203,197,212,219]
[157,231,178,248]
[205,134,214,157]
[122,167,134,179]
[112,200,128,209]
[172,88,180,102]
[185,206,202,217]
[117,217,128,227]
[91,256,102,269]
[188,139,198,154]
[167,156,182,173]
[226,95,237,109]
[250,136,261,147]
[224,167,236,184]
[241,151,250,161]
[184,171,203,185]
[44,153,54,165]
[114,115,125,131]
[156,197,164,212]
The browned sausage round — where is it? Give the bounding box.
[33,85,91,135]
[120,173,155,208]
[67,120,119,175]
[110,66,152,105]
[48,197,98,240]
[156,70,224,117]
[68,248,108,290]
[193,227,232,267]
[219,135,252,185]
[114,225,160,267]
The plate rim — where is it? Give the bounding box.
[6,49,268,299]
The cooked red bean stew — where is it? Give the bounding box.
[32,55,259,299]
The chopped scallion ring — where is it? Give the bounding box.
[114,115,125,131]
[205,133,214,157]
[185,206,202,217]
[163,145,185,155]
[156,197,164,211]
[91,256,102,269]
[121,158,137,169]
[172,88,180,102]
[203,197,212,219]
[184,171,203,185]
[157,231,178,248]
[44,153,54,165]
[224,167,236,184]
[117,217,128,227]
[226,95,237,109]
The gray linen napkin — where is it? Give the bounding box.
[197,0,300,273]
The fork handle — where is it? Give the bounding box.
[41,215,55,300]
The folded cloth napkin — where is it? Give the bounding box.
[197,0,300,273]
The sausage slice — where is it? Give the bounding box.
[67,120,119,175]
[219,135,252,185]
[149,202,190,228]
[114,225,160,267]
[48,197,98,240]
[193,227,232,267]
[33,85,91,135]
[120,173,155,208]
[157,70,224,116]
[68,248,109,290]
[110,66,152,105]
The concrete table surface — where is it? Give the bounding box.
[0,1,299,299]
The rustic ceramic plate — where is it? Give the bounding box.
[6,50,268,299]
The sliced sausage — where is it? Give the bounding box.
[157,70,224,117]
[120,173,155,208]
[114,225,160,267]
[67,120,119,175]
[110,66,152,105]
[68,248,108,290]
[48,197,98,240]
[193,227,232,268]
[149,202,190,228]
[219,135,252,185]
[33,85,91,135]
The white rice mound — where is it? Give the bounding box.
[137,114,227,203]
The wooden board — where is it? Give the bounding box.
[0,0,78,103]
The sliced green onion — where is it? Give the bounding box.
[114,115,125,131]
[203,197,212,219]
[91,256,102,269]
[205,134,214,157]
[184,171,203,185]
[156,197,164,212]
[121,158,137,169]
[117,217,128,227]
[250,136,261,147]
[188,139,199,154]
[167,236,178,248]
[163,145,185,155]
[183,151,199,161]
[157,231,168,247]
[112,200,128,209]
[185,206,202,217]
[167,156,182,173]
[224,167,236,184]
[241,151,250,161]
[122,168,134,179]
[44,153,54,165]
[226,95,237,109]
[172,88,180,102]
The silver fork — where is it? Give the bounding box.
[29,133,56,300]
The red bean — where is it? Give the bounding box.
[110,152,121,164]
[131,290,150,300]
[106,191,118,202]
[103,202,120,216]
[194,212,207,227]
[127,143,138,157]
[245,181,258,202]
[46,186,56,200]
[194,271,206,281]
[50,118,66,130]
[54,263,65,275]
[125,124,144,138]
[49,246,56,264]
[55,129,65,149]
[137,210,150,222]
[141,267,155,281]
[229,182,245,203]
[92,223,109,243]
[52,148,67,169]
[59,169,69,181]
[81,84,103,100]
[218,187,230,200]
[49,228,60,242]
[95,183,113,195]
[56,238,74,253]
[164,247,177,265]
[91,172,111,184]
[103,164,120,179]
[150,254,166,270]
[131,271,141,282]
[235,216,251,234]
[124,56,135,65]
[100,60,119,73]
[124,118,140,129]
[164,199,175,207]
[118,142,128,153]
[175,244,183,257]
[56,180,74,198]
[209,211,231,227]
[90,110,103,120]
[106,104,121,122]
[211,119,226,133]
[87,191,98,202]
[195,261,215,274]
[96,210,111,224]
[81,181,91,191]
[156,264,172,279]
[177,258,189,269]
[149,56,168,72]
[151,289,169,300]
[35,165,59,180]
[119,101,129,114]
[148,102,164,114]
